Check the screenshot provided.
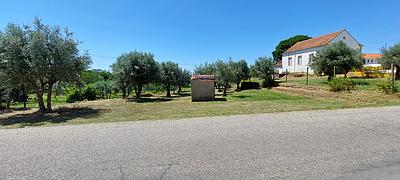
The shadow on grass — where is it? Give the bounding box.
[0,107,103,127]
[230,95,252,99]
[127,97,174,103]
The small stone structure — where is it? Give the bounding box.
[191,75,215,101]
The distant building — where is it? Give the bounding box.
[282,29,362,73]
[191,75,215,101]
[363,54,382,67]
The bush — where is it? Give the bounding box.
[262,78,279,88]
[83,86,97,101]
[376,80,399,94]
[241,82,260,90]
[328,78,354,92]
[66,88,83,103]
[351,79,370,86]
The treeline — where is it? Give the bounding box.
[195,57,276,96]
[110,51,191,99]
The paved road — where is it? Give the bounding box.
[1,107,400,180]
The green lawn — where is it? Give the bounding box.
[2,88,399,129]
[281,74,387,91]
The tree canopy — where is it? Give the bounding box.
[310,41,363,80]
[272,35,311,61]
[0,18,91,113]
[160,61,180,97]
[380,43,400,79]
[215,60,235,96]
[251,57,275,87]
[231,59,250,90]
[112,51,159,99]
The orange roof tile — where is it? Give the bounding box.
[363,54,382,59]
[191,75,215,80]
[284,30,343,54]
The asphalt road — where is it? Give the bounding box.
[1,106,400,180]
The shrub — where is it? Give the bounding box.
[82,86,97,101]
[328,78,354,92]
[376,80,399,94]
[351,79,370,86]
[66,88,83,103]
[241,82,260,90]
[262,78,279,88]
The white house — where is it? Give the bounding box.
[281,29,362,73]
[363,54,382,67]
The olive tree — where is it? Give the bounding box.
[380,43,400,79]
[159,61,180,97]
[310,41,363,81]
[111,55,132,98]
[176,68,191,94]
[231,59,249,90]
[215,60,235,96]
[251,57,275,87]
[114,51,159,99]
[0,18,91,113]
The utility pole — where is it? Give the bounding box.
[333,66,336,78]
[306,67,309,85]
[391,63,395,85]
[286,69,288,83]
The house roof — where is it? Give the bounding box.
[363,54,382,59]
[284,30,343,54]
[191,75,215,80]
[274,60,282,68]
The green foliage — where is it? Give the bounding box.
[380,43,400,78]
[272,35,311,61]
[328,78,354,92]
[240,82,260,90]
[194,62,216,75]
[113,51,159,99]
[215,60,235,96]
[310,41,363,81]
[66,88,83,103]
[94,80,116,99]
[0,18,91,113]
[81,70,111,85]
[231,59,250,89]
[82,86,97,101]
[251,57,275,87]
[376,80,399,94]
[159,61,180,97]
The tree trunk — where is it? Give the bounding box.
[236,82,240,90]
[22,87,27,109]
[35,87,46,114]
[135,84,142,99]
[395,65,400,80]
[344,71,348,78]
[223,84,227,96]
[46,82,54,113]
[166,86,171,97]
[177,86,182,95]
[122,88,126,99]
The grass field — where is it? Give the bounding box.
[281,74,388,91]
[1,87,400,129]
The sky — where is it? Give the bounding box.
[1,0,399,71]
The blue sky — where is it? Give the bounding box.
[1,0,399,71]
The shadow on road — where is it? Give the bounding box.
[0,107,103,127]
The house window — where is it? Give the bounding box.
[297,56,302,65]
[288,57,292,66]
[309,54,315,63]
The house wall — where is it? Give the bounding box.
[282,30,362,73]
[329,30,362,51]
[191,79,215,101]
[282,48,319,73]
